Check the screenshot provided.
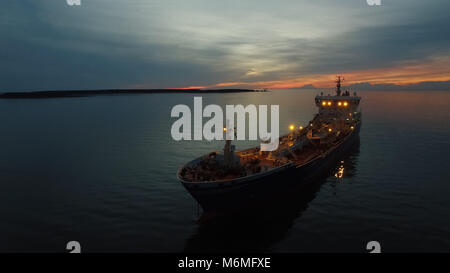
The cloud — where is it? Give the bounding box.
[0,0,449,91]
[210,56,450,89]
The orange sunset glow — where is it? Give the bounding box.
[196,56,450,90]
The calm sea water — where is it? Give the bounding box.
[1,89,450,252]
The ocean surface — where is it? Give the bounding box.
[1,89,450,252]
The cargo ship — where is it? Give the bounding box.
[178,76,361,212]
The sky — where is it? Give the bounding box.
[1,0,450,91]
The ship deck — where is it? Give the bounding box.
[179,120,357,183]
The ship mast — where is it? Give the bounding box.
[336,76,344,96]
[223,126,237,167]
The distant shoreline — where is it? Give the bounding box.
[0,88,266,99]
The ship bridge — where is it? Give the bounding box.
[315,94,360,115]
[314,76,360,116]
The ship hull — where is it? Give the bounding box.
[179,122,361,212]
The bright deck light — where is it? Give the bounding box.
[289,125,295,130]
